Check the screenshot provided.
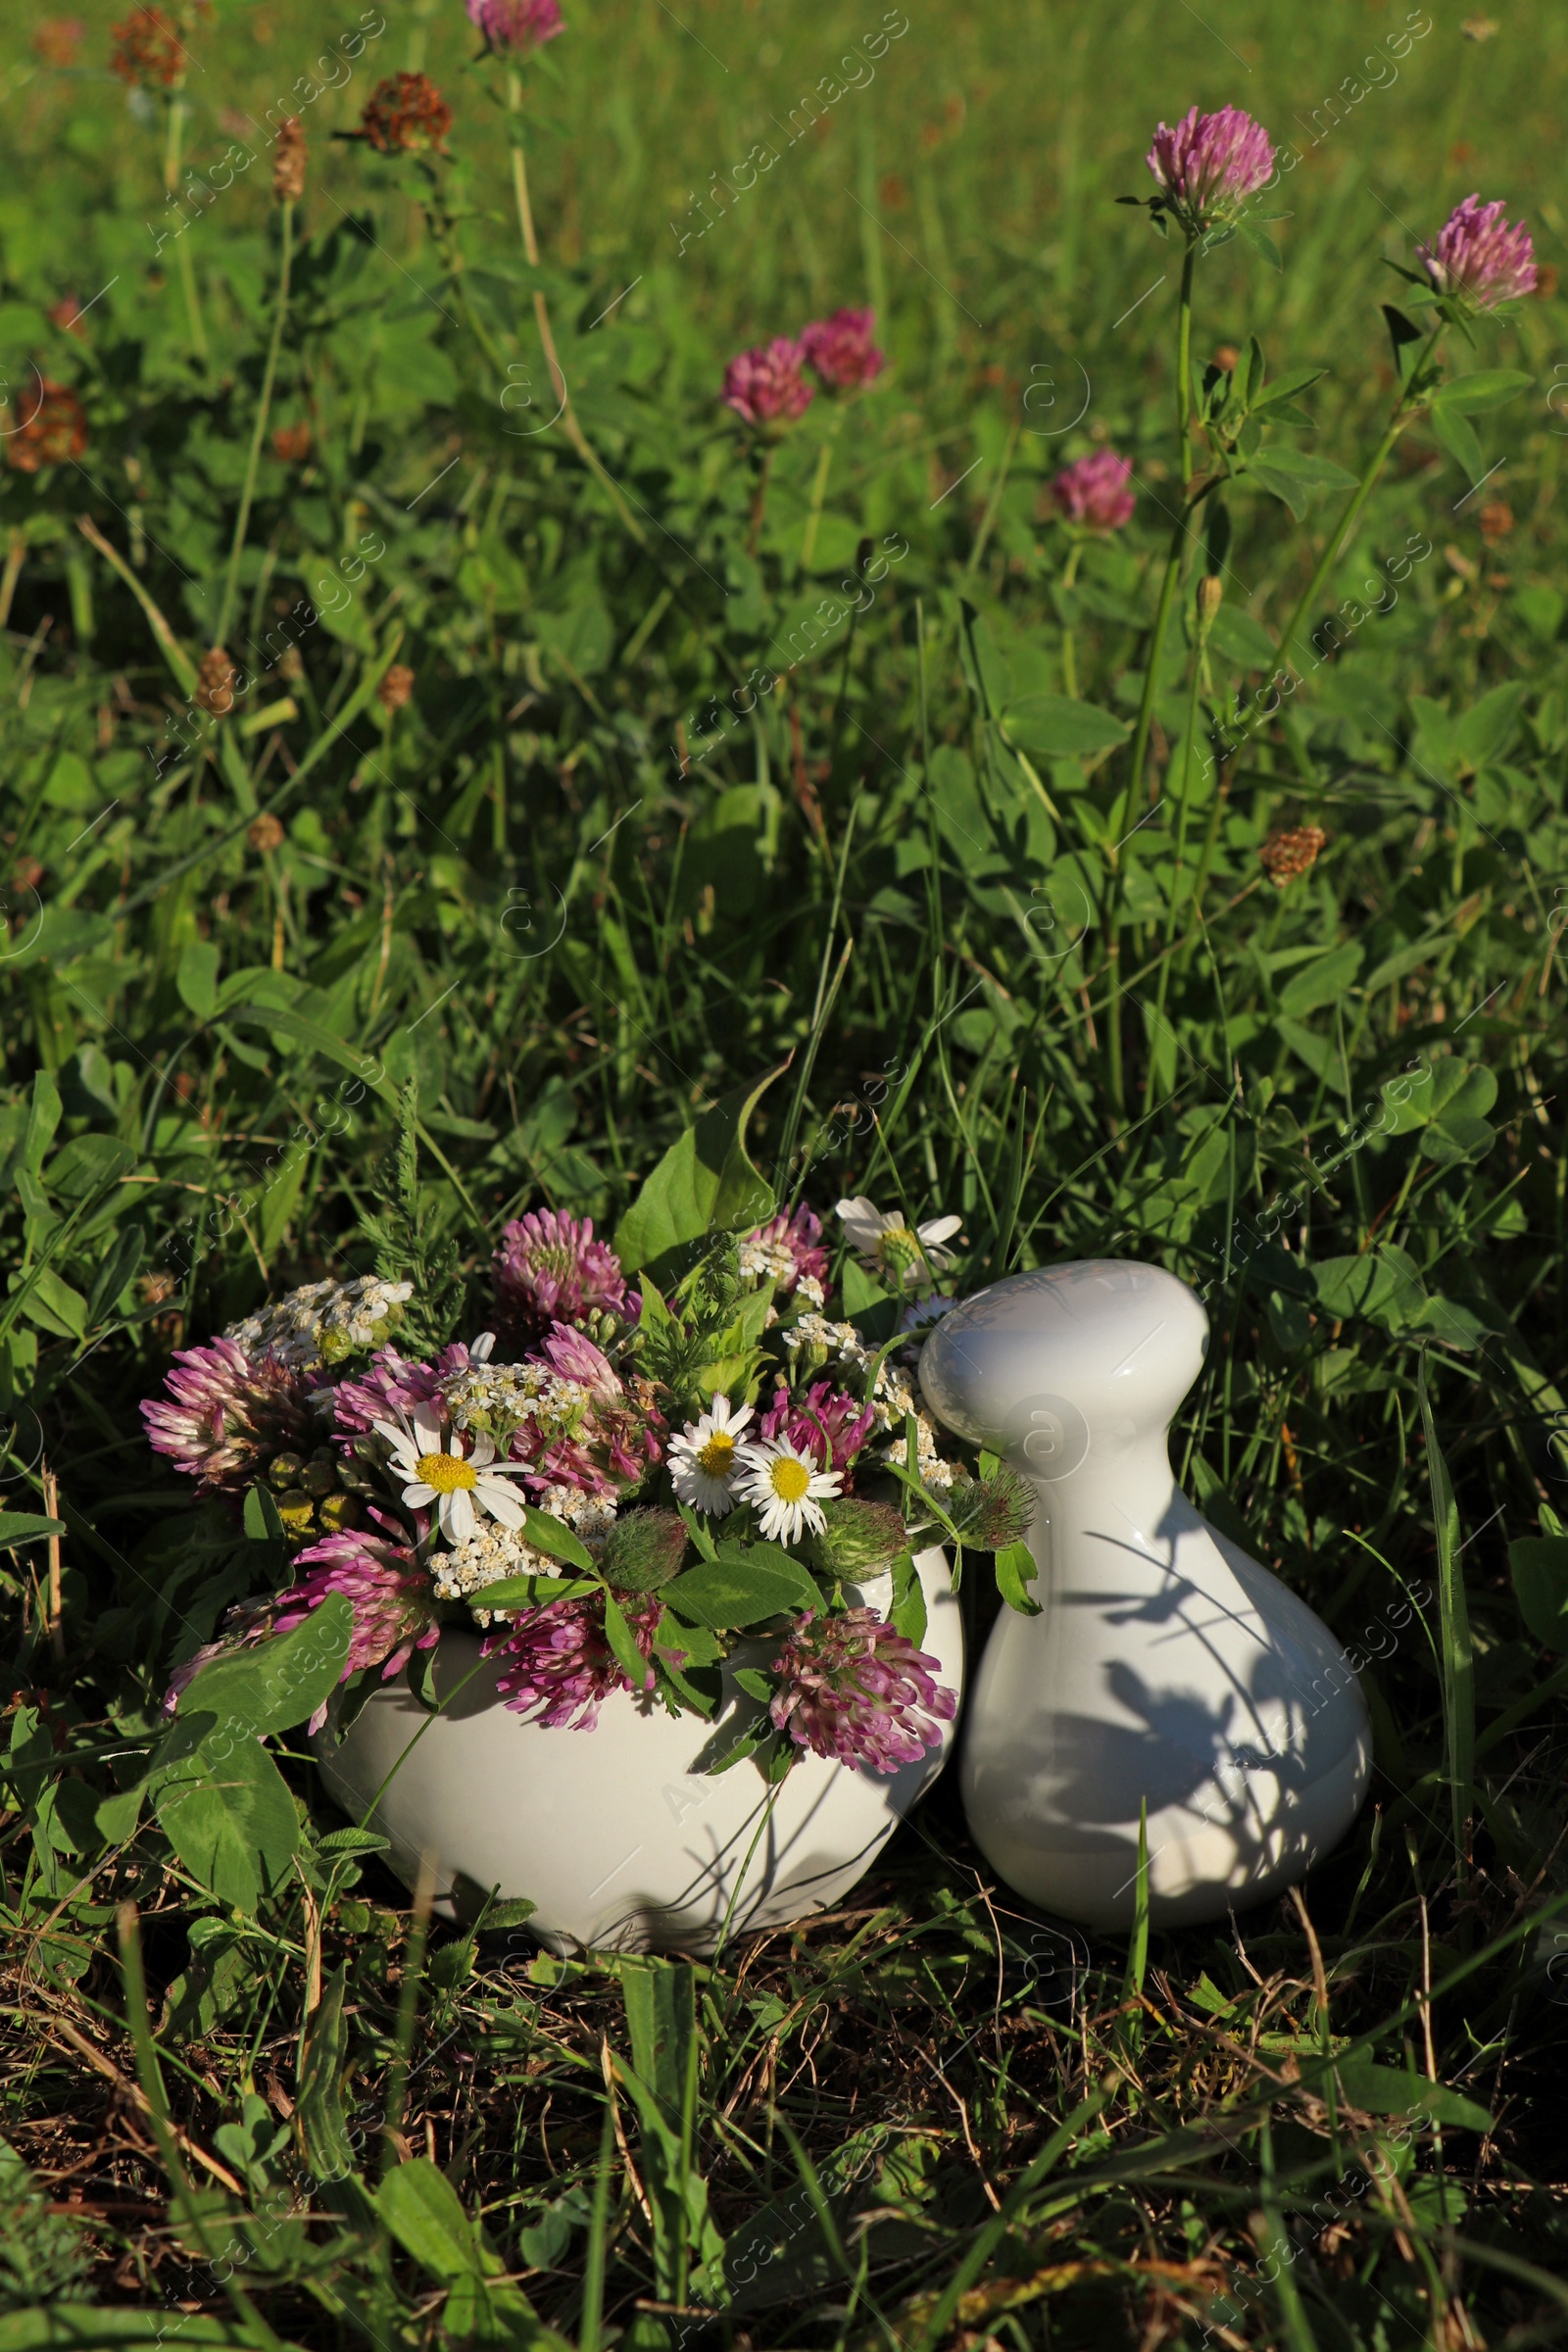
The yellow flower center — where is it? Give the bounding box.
[416,1450,478,1493]
[696,1432,736,1477]
[769,1456,812,1503]
[876,1223,921,1269]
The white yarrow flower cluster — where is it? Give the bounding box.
[737,1234,799,1287]
[443,1358,586,1448]
[226,1276,414,1367]
[432,1522,537,1606]
[782,1314,916,1430]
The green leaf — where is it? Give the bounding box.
[1509,1535,1568,1653]
[1206,608,1277,671]
[0,1512,66,1546]
[1453,682,1527,770]
[376,2157,484,2279]
[1383,304,1428,389]
[317,1826,392,1856]
[1331,2059,1492,2134]
[154,1736,300,1913]
[613,1065,784,1283]
[298,1966,359,2185]
[602,1592,653,1685]
[1246,446,1359,519]
[45,1135,134,1201]
[1235,218,1283,271]
[520,1506,598,1574]
[174,1592,353,1738]
[18,1266,88,1341]
[1429,368,1532,414]
[0,2312,274,2346]
[1428,401,1484,480]
[995,1539,1042,1616]
[463,1571,600,1614]
[175,939,221,1021]
[663,1549,818,1628]
[1003,694,1129,758]
[1277,941,1363,1017]
[22,1070,62,1181]
[1251,367,1328,410]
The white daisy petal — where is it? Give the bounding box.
[469,1433,497,1468]
[917,1214,963,1246]
[481,1480,526,1530]
[413,1410,444,1457]
[403,1482,437,1507]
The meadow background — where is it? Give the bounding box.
[2,0,1568,2344]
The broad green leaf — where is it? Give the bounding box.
[174,1593,352,1739]
[154,1736,299,1912]
[995,1539,1042,1616]
[663,1550,818,1627]
[613,1065,783,1282]
[0,1512,66,1545]
[1453,682,1527,770]
[376,2157,484,2279]
[1277,941,1363,1017]
[1247,446,1359,518]
[1509,1535,1568,1653]
[1003,694,1128,758]
[0,2312,275,2347]
[1251,367,1328,410]
[602,1592,654,1685]
[521,1506,597,1574]
[45,1135,134,1200]
[1206,607,1277,670]
[18,1266,88,1341]
[1429,368,1532,414]
[22,1070,62,1180]
[175,938,221,1020]
[1332,2058,1492,2133]
[1428,400,1484,480]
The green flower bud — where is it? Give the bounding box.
[318,1493,364,1533]
[300,1454,339,1497]
[807,1497,908,1574]
[945,1465,1035,1550]
[602,1509,688,1592]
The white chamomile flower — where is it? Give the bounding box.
[835,1196,962,1290]
[668,1396,755,1517]
[737,1437,841,1544]
[373,1408,529,1544]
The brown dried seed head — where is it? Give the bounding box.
[272,117,307,203]
[248,812,286,853]
[361,72,453,156]
[271,421,313,463]
[110,7,182,89]
[4,378,88,473]
[378,663,416,713]
[1259,825,1327,887]
[194,647,236,716]
[1478,500,1514,543]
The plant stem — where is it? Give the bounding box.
[506,71,648,548]
[1125,238,1200,801]
[1274,388,1429,669]
[1058,538,1083,698]
[748,443,775,559]
[800,406,844,569]
[217,202,293,649]
[165,89,209,368]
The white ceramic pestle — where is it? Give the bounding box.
[920,1259,1371,1930]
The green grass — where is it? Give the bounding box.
[3,0,1568,2344]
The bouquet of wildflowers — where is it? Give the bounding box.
[142,1098,1034,1780]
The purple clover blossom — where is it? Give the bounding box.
[493,1210,632,1346]
[1051,450,1136,533]
[508,1323,664,1496]
[1145,105,1275,238]
[466,0,564,60]
[742,1203,830,1296]
[141,1337,316,1491]
[486,1591,672,1729]
[331,1341,472,1439]
[1419,194,1537,311]
[768,1607,956,1774]
[759,1380,875,1476]
[801,308,885,391]
[720,338,814,428]
[274,1527,438,1730]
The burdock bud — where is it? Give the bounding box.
[601,1509,687,1592]
[808,1497,908,1575]
[945,1465,1035,1551]
[272,117,307,203]
[195,647,235,716]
